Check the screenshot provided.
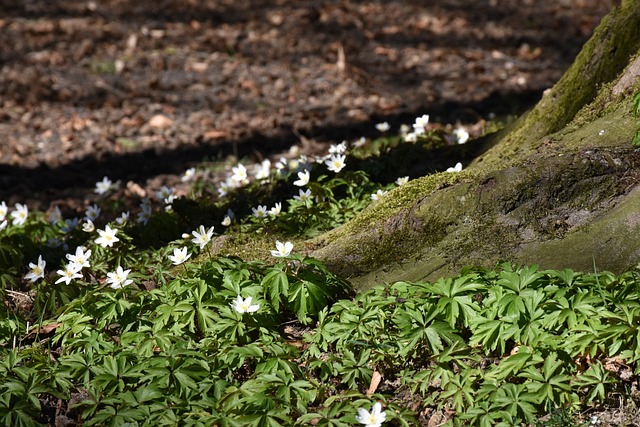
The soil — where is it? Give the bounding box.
[0,0,615,213]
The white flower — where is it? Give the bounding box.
[452,127,469,144]
[95,225,120,248]
[275,157,288,173]
[85,204,101,221]
[375,122,390,132]
[231,163,248,184]
[55,264,83,285]
[371,189,387,201]
[254,159,271,180]
[446,162,463,173]
[191,225,214,249]
[181,167,196,182]
[329,141,348,154]
[137,201,152,225]
[217,181,229,198]
[66,246,91,270]
[413,114,429,134]
[598,129,605,136]
[49,206,62,224]
[252,205,268,218]
[95,176,113,195]
[115,211,130,225]
[269,202,282,216]
[24,255,46,283]
[294,189,312,202]
[293,170,310,186]
[325,154,346,173]
[354,136,367,148]
[231,295,260,314]
[404,132,418,142]
[106,266,133,289]
[287,158,301,172]
[137,209,151,225]
[10,203,28,226]
[222,209,234,226]
[356,402,386,427]
[0,201,7,221]
[0,220,6,232]
[168,246,191,265]
[399,124,410,136]
[81,219,95,233]
[61,217,79,233]
[271,240,293,257]
[395,176,409,186]
[156,186,173,201]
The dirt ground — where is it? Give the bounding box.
[0,0,614,210]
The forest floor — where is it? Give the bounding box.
[0,0,614,213]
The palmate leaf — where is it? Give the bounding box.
[0,401,39,427]
[542,291,600,331]
[597,303,640,359]
[288,277,329,324]
[460,401,499,427]
[438,368,478,412]
[421,275,485,328]
[546,268,580,288]
[398,317,459,357]
[490,383,538,424]
[633,91,640,146]
[261,269,289,312]
[486,346,544,381]
[469,315,517,355]
[572,360,614,404]
[519,351,574,406]
[497,265,543,293]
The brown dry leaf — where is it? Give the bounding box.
[36,322,61,334]
[285,340,307,350]
[202,129,227,141]
[604,356,626,373]
[427,410,449,427]
[125,181,146,198]
[148,114,174,129]
[367,370,382,396]
[25,322,61,338]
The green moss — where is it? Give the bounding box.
[208,231,307,263]
[314,170,472,246]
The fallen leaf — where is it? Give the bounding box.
[148,114,174,129]
[367,370,382,396]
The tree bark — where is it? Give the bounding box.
[311,0,640,290]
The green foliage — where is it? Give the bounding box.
[4,243,640,425]
[2,128,640,425]
[633,91,640,146]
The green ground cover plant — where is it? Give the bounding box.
[1,119,638,426]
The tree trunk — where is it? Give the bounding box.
[310,0,640,290]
